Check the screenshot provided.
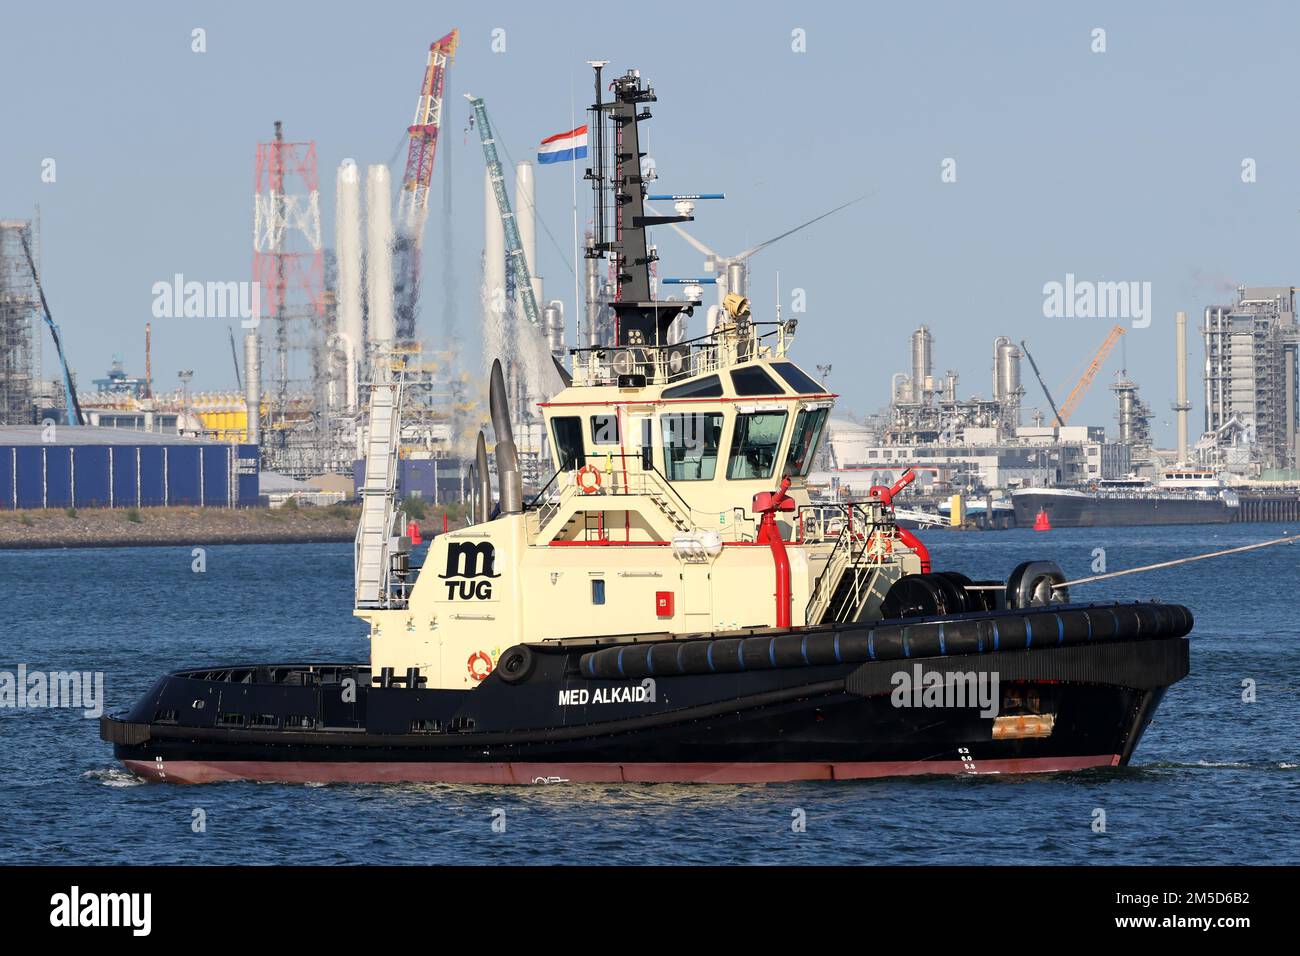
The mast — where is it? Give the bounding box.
[584,67,698,349]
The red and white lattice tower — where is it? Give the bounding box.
[253,121,325,416]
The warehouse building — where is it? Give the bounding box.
[353,455,467,504]
[0,426,258,509]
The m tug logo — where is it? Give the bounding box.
[439,540,500,600]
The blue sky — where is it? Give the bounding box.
[3,1,1299,443]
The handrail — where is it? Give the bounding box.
[524,469,560,510]
[531,452,749,538]
[568,321,788,359]
[803,500,895,624]
[570,320,796,387]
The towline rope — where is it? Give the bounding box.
[959,534,1297,591]
[1055,534,1297,589]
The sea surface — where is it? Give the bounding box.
[1,523,1297,866]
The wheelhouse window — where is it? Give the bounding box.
[551,416,586,471]
[727,411,788,480]
[729,365,782,396]
[591,414,619,445]
[661,374,723,399]
[783,407,829,477]
[661,412,723,481]
[770,361,826,394]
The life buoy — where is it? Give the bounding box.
[576,464,601,494]
[468,651,493,681]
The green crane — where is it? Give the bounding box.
[463,92,542,328]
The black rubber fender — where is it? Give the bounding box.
[1006,561,1068,608]
[576,602,1194,681]
[495,645,537,685]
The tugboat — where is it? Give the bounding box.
[102,66,1192,784]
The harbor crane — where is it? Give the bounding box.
[393,29,459,343]
[1058,324,1125,423]
[1020,339,1064,427]
[464,92,542,328]
[18,231,82,425]
[1022,325,1126,428]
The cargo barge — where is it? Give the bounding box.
[1012,471,1239,528]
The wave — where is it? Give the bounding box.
[82,766,144,788]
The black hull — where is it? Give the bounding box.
[103,602,1192,785]
[1012,493,1234,528]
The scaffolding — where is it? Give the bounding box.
[0,220,38,425]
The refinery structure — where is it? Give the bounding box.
[820,325,1133,497]
[2,28,1300,518]
[1199,286,1300,475]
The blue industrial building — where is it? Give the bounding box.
[0,426,258,509]
[353,456,466,503]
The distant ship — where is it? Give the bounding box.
[1011,469,1240,528]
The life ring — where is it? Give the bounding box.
[467,651,493,681]
[576,464,602,494]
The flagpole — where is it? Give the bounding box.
[570,72,580,352]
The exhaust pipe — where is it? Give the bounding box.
[489,359,523,515]
[475,430,492,524]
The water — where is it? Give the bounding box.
[1,524,1297,865]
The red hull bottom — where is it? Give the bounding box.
[124,754,1122,785]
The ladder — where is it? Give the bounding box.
[354,378,404,608]
[805,506,891,625]
[464,92,542,328]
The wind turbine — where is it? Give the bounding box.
[647,195,867,323]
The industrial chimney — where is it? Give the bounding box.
[336,160,364,404]
[365,164,395,347]
[1173,310,1191,463]
[243,330,261,446]
[514,161,543,318]
[483,167,506,336]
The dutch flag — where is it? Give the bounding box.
[537,125,588,165]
